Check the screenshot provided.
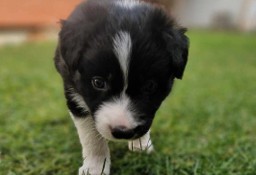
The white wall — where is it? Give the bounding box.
[242,0,256,31]
[176,0,244,28]
[0,31,28,46]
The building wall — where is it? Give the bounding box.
[240,0,256,30]
[177,0,243,28]
[0,0,82,45]
[0,0,82,28]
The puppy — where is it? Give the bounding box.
[54,0,189,174]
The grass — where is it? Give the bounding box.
[0,30,256,175]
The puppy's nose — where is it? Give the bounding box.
[111,126,135,139]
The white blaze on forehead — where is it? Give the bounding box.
[113,31,132,90]
[115,0,141,9]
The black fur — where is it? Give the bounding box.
[54,0,189,138]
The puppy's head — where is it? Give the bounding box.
[55,0,189,140]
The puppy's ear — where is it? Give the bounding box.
[56,1,109,74]
[58,20,84,72]
[164,28,189,79]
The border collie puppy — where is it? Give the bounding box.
[54,0,189,174]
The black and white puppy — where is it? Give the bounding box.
[54,0,189,174]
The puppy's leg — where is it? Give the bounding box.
[70,113,110,175]
[128,130,154,153]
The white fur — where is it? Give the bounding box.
[94,94,140,140]
[67,87,90,114]
[128,130,154,153]
[70,112,111,175]
[113,31,132,90]
[115,0,141,9]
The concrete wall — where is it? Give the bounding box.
[176,0,244,28]
[172,0,256,31]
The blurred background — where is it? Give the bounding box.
[0,0,256,174]
[0,0,256,46]
[0,0,81,46]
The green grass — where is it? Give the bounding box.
[0,31,256,175]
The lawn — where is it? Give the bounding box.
[0,31,256,175]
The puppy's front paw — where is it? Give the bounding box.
[79,157,110,175]
[128,137,154,153]
[128,130,154,153]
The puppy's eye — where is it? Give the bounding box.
[142,80,158,94]
[91,77,107,90]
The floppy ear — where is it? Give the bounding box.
[56,1,109,75]
[58,20,84,72]
[54,18,89,89]
[164,28,189,79]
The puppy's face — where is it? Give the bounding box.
[77,31,177,140]
[55,1,189,141]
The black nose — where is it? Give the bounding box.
[111,126,135,139]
